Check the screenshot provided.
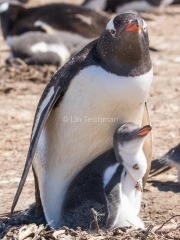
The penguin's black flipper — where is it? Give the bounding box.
[149,158,171,177]
[11,84,61,214]
[11,40,98,214]
[149,143,180,178]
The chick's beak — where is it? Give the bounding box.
[136,125,152,136]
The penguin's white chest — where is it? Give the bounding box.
[33,65,153,227]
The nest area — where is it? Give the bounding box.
[0,210,180,239]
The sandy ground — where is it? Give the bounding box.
[0,0,180,233]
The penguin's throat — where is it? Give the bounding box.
[119,145,147,181]
[98,47,151,77]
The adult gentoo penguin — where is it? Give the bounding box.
[62,123,152,230]
[12,13,153,228]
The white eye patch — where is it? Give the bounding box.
[142,19,147,31]
[0,2,9,14]
[106,18,116,37]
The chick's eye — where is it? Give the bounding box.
[111,29,116,35]
[123,133,129,139]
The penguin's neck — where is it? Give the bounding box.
[118,143,147,182]
[96,32,151,77]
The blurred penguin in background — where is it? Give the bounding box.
[0,1,110,40]
[6,31,93,66]
[82,0,174,13]
[0,1,110,65]
[150,143,180,182]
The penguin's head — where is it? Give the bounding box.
[97,13,150,74]
[0,1,25,39]
[113,122,152,156]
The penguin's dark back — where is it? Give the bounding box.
[1,3,110,39]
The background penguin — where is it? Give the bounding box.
[0,0,28,4]
[61,123,152,230]
[0,1,110,41]
[172,0,180,3]
[11,13,153,228]
[150,143,180,182]
[6,31,92,66]
[82,0,173,13]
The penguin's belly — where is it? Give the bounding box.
[121,173,143,215]
[33,65,153,227]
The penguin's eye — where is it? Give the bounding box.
[143,27,147,32]
[142,19,147,32]
[110,29,116,36]
[123,133,129,139]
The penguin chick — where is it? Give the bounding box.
[113,123,152,227]
[61,122,152,230]
[114,122,152,182]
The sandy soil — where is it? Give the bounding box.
[0,0,180,234]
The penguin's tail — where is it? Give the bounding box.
[149,143,180,178]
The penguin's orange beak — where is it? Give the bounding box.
[124,22,140,32]
[136,125,152,136]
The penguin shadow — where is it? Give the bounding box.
[147,180,180,193]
